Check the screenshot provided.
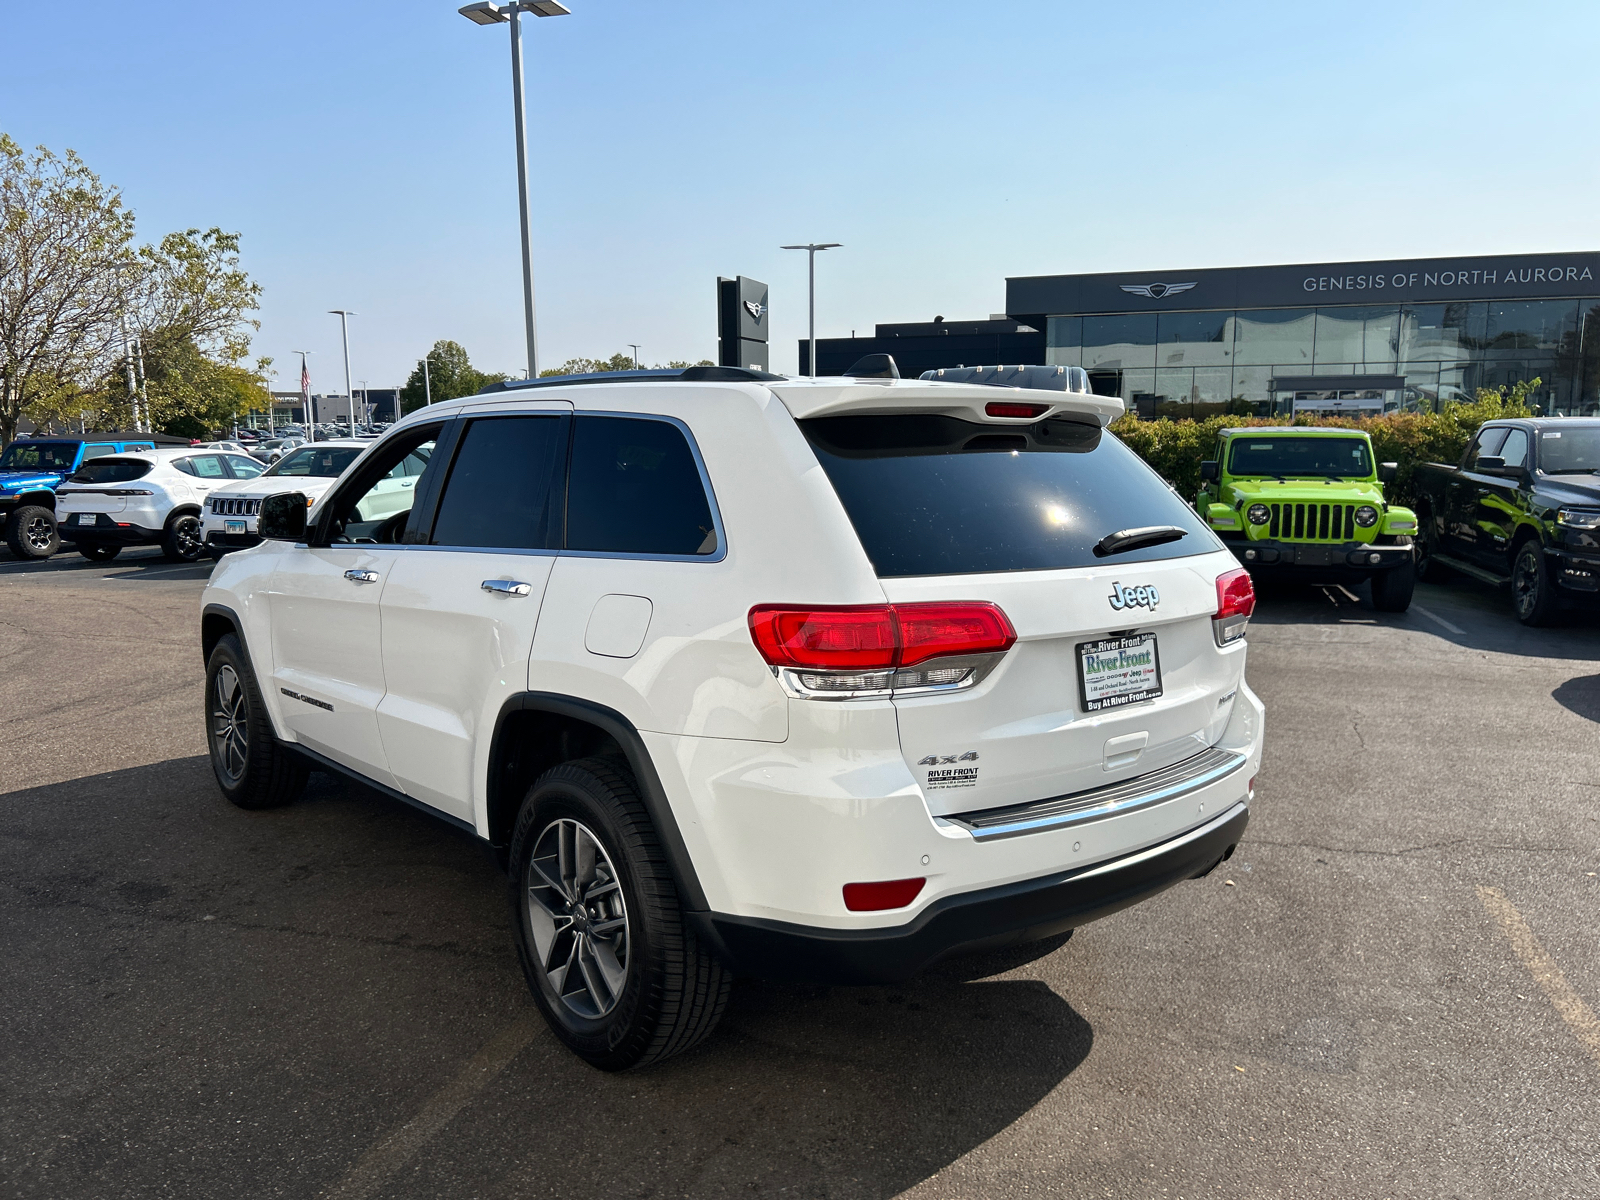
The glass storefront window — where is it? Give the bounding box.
[1233,308,1315,366]
[1046,316,1081,367]
[1485,300,1578,353]
[1153,367,1194,419]
[1399,303,1482,367]
[1082,314,1156,369]
[1155,311,1232,368]
[1193,366,1232,416]
[1313,306,1399,370]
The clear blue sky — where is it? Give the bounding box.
[4,1,1597,388]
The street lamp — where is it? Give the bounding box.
[628,343,640,370]
[780,242,841,378]
[358,380,369,429]
[420,356,433,405]
[328,310,356,435]
[459,0,570,380]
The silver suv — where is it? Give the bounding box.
[199,365,1264,1069]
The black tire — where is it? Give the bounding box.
[205,633,308,809]
[162,510,205,562]
[1413,507,1447,583]
[79,544,120,562]
[1370,561,1415,612]
[5,505,58,560]
[509,757,730,1071]
[1511,540,1560,627]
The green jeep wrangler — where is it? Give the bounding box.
[1196,427,1419,612]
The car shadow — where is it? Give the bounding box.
[1249,576,1600,661]
[1,757,1093,1200]
[0,544,216,578]
[1552,673,1600,722]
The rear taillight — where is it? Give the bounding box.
[749,602,1016,699]
[984,401,1048,419]
[1213,568,1255,647]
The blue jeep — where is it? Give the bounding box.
[0,435,158,559]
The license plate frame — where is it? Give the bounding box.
[1076,633,1163,713]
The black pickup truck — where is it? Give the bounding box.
[1411,418,1600,624]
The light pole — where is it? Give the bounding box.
[780,242,841,378]
[628,344,640,370]
[328,310,356,434]
[460,0,570,380]
[421,356,433,405]
[358,380,369,429]
[267,375,277,436]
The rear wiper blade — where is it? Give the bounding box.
[1094,525,1188,558]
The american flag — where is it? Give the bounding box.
[300,358,311,400]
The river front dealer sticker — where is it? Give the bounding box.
[1077,633,1163,712]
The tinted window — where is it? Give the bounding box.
[226,456,265,478]
[71,458,152,483]
[1227,436,1372,478]
[266,446,362,477]
[431,416,565,550]
[1498,429,1529,470]
[802,415,1215,577]
[566,417,717,555]
[83,443,117,460]
[0,442,79,471]
[1468,427,1509,469]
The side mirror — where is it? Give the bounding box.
[259,492,307,541]
[1199,460,1220,482]
[1475,455,1506,473]
[1377,462,1398,484]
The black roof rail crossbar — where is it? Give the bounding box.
[476,365,785,395]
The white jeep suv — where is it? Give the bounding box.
[198,365,1264,1070]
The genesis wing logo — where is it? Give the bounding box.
[743,299,767,321]
[1119,281,1197,299]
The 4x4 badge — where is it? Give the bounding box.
[1108,582,1159,611]
[918,752,978,766]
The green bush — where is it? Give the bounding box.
[1109,381,1537,508]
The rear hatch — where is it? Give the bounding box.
[799,408,1242,817]
[57,458,155,515]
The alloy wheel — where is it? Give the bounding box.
[24,515,53,552]
[211,665,249,784]
[175,516,203,560]
[525,818,631,1019]
[1512,547,1539,619]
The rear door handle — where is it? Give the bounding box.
[481,579,533,596]
[344,569,380,584]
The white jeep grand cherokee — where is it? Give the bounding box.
[199,364,1263,1070]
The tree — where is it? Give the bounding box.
[399,340,508,414]
[538,353,713,377]
[0,135,138,443]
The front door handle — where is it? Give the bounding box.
[344,569,380,584]
[481,579,532,596]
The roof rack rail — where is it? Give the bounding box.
[476,364,786,395]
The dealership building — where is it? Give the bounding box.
[815,252,1600,418]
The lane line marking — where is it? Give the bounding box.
[1411,603,1465,635]
[1476,885,1600,1070]
[320,1011,540,1200]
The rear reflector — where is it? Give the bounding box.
[1213,568,1256,647]
[984,401,1049,419]
[749,602,1015,672]
[843,877,926,911]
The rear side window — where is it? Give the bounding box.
[226,456,265,479]
[82,443,117,460]
[71,458,152,484]
[430,416,565,550]
[801,415,1215,577]
[566,416,718,556]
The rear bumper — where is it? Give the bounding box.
[693,804,1248,985]
[58,520,159,545]
[1229,538,1411,573]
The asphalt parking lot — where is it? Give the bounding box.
[2,548,1598,1199]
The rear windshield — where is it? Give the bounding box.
[71,458,152,483]
[0,442,78,472]
[1537,427,1600,474]
[1227,435,1372,478]
[801,415,1216,577]
[265,446,362,477]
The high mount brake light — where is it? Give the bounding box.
[1213,568,1256,647]
[749,602,1016,677]
[984,401,1049,419]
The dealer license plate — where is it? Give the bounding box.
[1077,633,1163,712]
[225,520,246,534]
[74,513,95,525]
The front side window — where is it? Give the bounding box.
[1498,429,1529,471]
[1227,436,1373,478]
[430,417,564,550]
[70,458,152,484]
[1467,427,1509,470]
[325,428,442,545]
[566,416,717,556]
[0,442,79,472]
[802,415,1214,577]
